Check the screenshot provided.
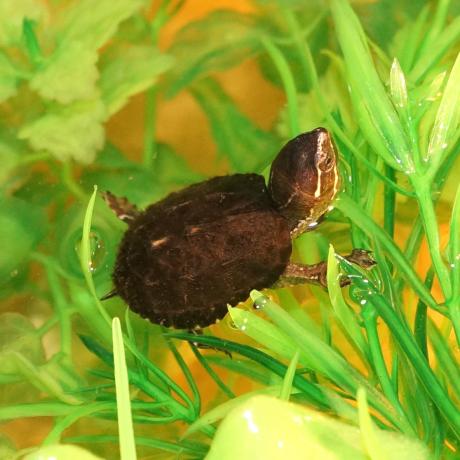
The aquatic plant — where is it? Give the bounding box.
[0,0,459,458]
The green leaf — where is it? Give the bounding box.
[279,350,299,401]
[30,42,99,104]
[166,10,261,96]
[99,45,173,116]
[0,0,46,46]
[334,194,440,313]
[330,0,412,173]
[0,313,45,375]
[168,332,329,409]
[0,196,47,289]
[184,386,283,438]
[18,99,106,164]
[80,335,114,368]
[55,0,145,49]
[409,16,460,83]
[0,52,18,102]
[0,138,20,187]
[326,245,371,366]
[447,183,460,342]
[192,78,278,172]
[426,52,460,176]
[389,58,408,109]
[112,318,137,460]
[249,291,399,430]
[428,320,460,400]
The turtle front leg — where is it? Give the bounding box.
[101,191,140,223]
[275,249,376,289]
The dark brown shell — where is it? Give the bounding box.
[113,174,291,329]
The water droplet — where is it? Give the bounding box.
[75,230,107,273]
[253,296,267,310]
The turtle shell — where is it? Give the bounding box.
[113,173,292,329]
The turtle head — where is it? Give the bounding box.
[268,128,340,236]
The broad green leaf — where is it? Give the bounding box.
[192,78,278,173]
[30,42,99,104]
[0,0,46,46]
[330,0,412,173]
[228,307,299,364]
[18,99,106,164]
[99,45,173,116]
[207,395,430,460]
[166,10,261,96]
[55,0,145,49]
[0,52,18,102]
[426,52,460,175]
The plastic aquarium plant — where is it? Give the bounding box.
[0,0,459,459]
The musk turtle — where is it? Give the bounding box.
[103,128,374,329]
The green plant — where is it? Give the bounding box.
[1,0,459,459]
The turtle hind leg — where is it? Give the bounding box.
[101,191,140,223]
[275,249,376,289]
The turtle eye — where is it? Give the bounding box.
[318,156,335,171]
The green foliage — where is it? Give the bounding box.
[0,0,170,164]
[1,0,460,459]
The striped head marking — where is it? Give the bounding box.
[268,128,340,235]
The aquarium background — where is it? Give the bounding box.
[1,0,459,459]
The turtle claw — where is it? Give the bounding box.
[100,289,118,301]
[101,191,140,223]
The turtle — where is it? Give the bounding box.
[102,127,375,329]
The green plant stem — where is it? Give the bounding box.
[413,184,452,301]
[43,402,115,445]
[45,266,72,357]
[164,335,201,417]
[143,87,157,169]
[189,343,236,400]
[414,268,434,359]
[346,270,460,437]
[335,194,444,314]
[383,166,396,239]
[61,162,87,202]
[260,36,300,137]
[418,0,452,58]
[168,333,330,410]
[67,435,209,457]
[18,151,52,165]
[362,305,412,430]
